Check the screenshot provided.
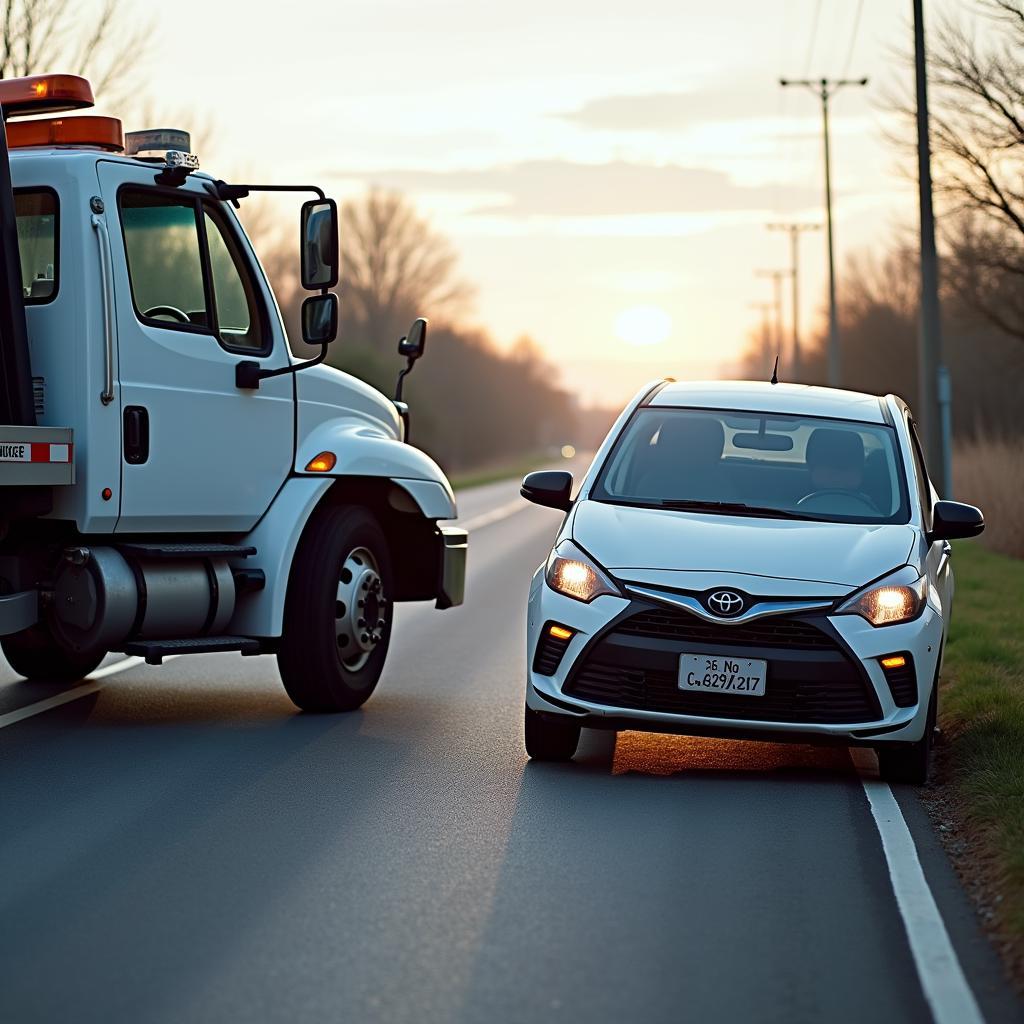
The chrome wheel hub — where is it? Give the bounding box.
[335,546,387,671]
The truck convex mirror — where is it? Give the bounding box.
[300,199,339,290]
[398,317,427,361]
[301,293,338,346]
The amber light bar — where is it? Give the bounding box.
[0,74,94,118]
[6,115,123,152]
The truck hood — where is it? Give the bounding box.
[297,363,401,439]
[571,500,916,591]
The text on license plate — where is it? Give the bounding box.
[678,653,767,697]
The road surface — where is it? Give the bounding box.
[0,473,1020,1024]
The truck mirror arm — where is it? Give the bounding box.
[236,344,328,391]
[206,180,327,209]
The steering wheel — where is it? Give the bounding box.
[144,304,191,324]
[797,489,881,514]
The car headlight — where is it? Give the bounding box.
[837,567,928,627]
[545,541,620,603]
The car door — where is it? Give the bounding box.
[98,162,293,533]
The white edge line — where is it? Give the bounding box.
[0,655,180,730]
[850,747,985,1024]
[459,497,528,533]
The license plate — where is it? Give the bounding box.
[678,653,767,697]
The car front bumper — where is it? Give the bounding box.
[526,571,943,746]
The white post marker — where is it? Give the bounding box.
[850,747,985,1024]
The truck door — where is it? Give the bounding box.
[98,163,293,533]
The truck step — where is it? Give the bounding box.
[120,636,262,665]
[115,542,256,560]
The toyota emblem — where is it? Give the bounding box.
[706,590,745,617]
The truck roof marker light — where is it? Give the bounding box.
[305,452,336,473]
[7,115,124,152]
[0,74,94,118]
[124,128,192,158]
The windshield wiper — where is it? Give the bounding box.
[656,499,818,521]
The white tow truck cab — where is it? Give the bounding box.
[0,74,467,712]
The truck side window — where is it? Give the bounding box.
[121,190,210,331]
[14,189,58,304]
[203,208,266,352]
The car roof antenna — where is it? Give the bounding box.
[770,354,780,385]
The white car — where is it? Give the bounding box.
[522,380,985,784]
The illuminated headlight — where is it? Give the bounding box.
[837,567,928,627]
[545,541,619,603]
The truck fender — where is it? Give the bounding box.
[296,420,456,518]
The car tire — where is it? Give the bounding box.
[524,703,581,761]
[1,622,106,682]
[877,687,937,786]
[277,505,393,713]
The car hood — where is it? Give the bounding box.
[571,500,917,591]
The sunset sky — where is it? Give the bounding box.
[107,0,974,406]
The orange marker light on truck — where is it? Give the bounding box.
[0,74,94,117]
[305,452,336,473]
[7,115,124,152]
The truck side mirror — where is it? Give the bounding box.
[300,198,339,290]
[929,500,985,542]
[398,318,427,360]
[301,293,338,346]
[521,471,574,511]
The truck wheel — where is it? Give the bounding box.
[524,704,581,761]
[278,505,393,712]
[2,622,106,682]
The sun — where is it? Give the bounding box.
[615,305,672,347]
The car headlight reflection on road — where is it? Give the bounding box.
[838,569,928,627]
[545,541,619,603]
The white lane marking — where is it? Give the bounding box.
[0,655,180,730]
[850,747,985,1024]
[459,497,528,533]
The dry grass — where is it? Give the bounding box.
[953,436,1024,558]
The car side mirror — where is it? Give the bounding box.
[521,471,574,512]
[300,198,339,290]
[301,293,338,346]
[929,500,985,542]
[398,317,427,360]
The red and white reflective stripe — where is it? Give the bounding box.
[0,442,73,463]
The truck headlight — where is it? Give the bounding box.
[837,567,928,627]
[545,541,619,603]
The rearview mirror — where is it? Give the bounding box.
[930,500,985,542]
[300,198,339,290]
[399,317,428,360]
[301,293,338,346]
[521,471,574,512]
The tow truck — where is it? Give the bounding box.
[0,74,467,712]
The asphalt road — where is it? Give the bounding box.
[0,474,1020,1024]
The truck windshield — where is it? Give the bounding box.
[592,407,911,524]
[14,189,58,304]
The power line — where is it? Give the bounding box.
[803,0,824,76]
[779,76,869,387]
[841,0,867,80]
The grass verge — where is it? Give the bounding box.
[934,541,1024,980]
[448,451,554,491]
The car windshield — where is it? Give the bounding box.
[592,407,910,524]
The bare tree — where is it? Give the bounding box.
[340,189,473,346]
[921,0,1024,340]
[0,0,149,105]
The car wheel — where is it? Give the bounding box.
[877,687,937,786]
[277,505,393,713]
[1,622,106,682]
[524,703,581,761]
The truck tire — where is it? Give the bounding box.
[2,622,106,682]
[277,505,394,712]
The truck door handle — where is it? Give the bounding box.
[124,406,149,464]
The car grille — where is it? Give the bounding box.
[564,608,881,725]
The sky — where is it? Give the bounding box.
[95,0,971,407]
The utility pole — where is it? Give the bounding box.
[913,0,948,496]
[749,301,775,377]
[756,269,789,374]
[766,222,821,380]
[780,76,868,388]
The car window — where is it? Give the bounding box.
[907,419,934,528]
[121,190,209,330]
[203,208,265,352]
[592,407,910,524]
[14,189,58,304]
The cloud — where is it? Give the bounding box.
[347,160,815,218]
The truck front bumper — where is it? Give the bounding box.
[436,527,468,609]
[0,590,37,636]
